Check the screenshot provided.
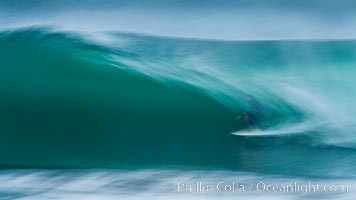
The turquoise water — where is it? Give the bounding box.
[1,1,356,199]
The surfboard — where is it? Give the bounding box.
[231,121,320,137]
[231,128,305,137]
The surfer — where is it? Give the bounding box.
[236,95,265,130]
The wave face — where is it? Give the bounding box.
[1,28,356,179]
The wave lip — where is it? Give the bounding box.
[2,0,356,40]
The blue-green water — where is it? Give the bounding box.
[1,1,356,199]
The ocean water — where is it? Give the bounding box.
[1,1,356,199]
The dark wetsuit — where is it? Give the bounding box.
[244,97,265,129]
